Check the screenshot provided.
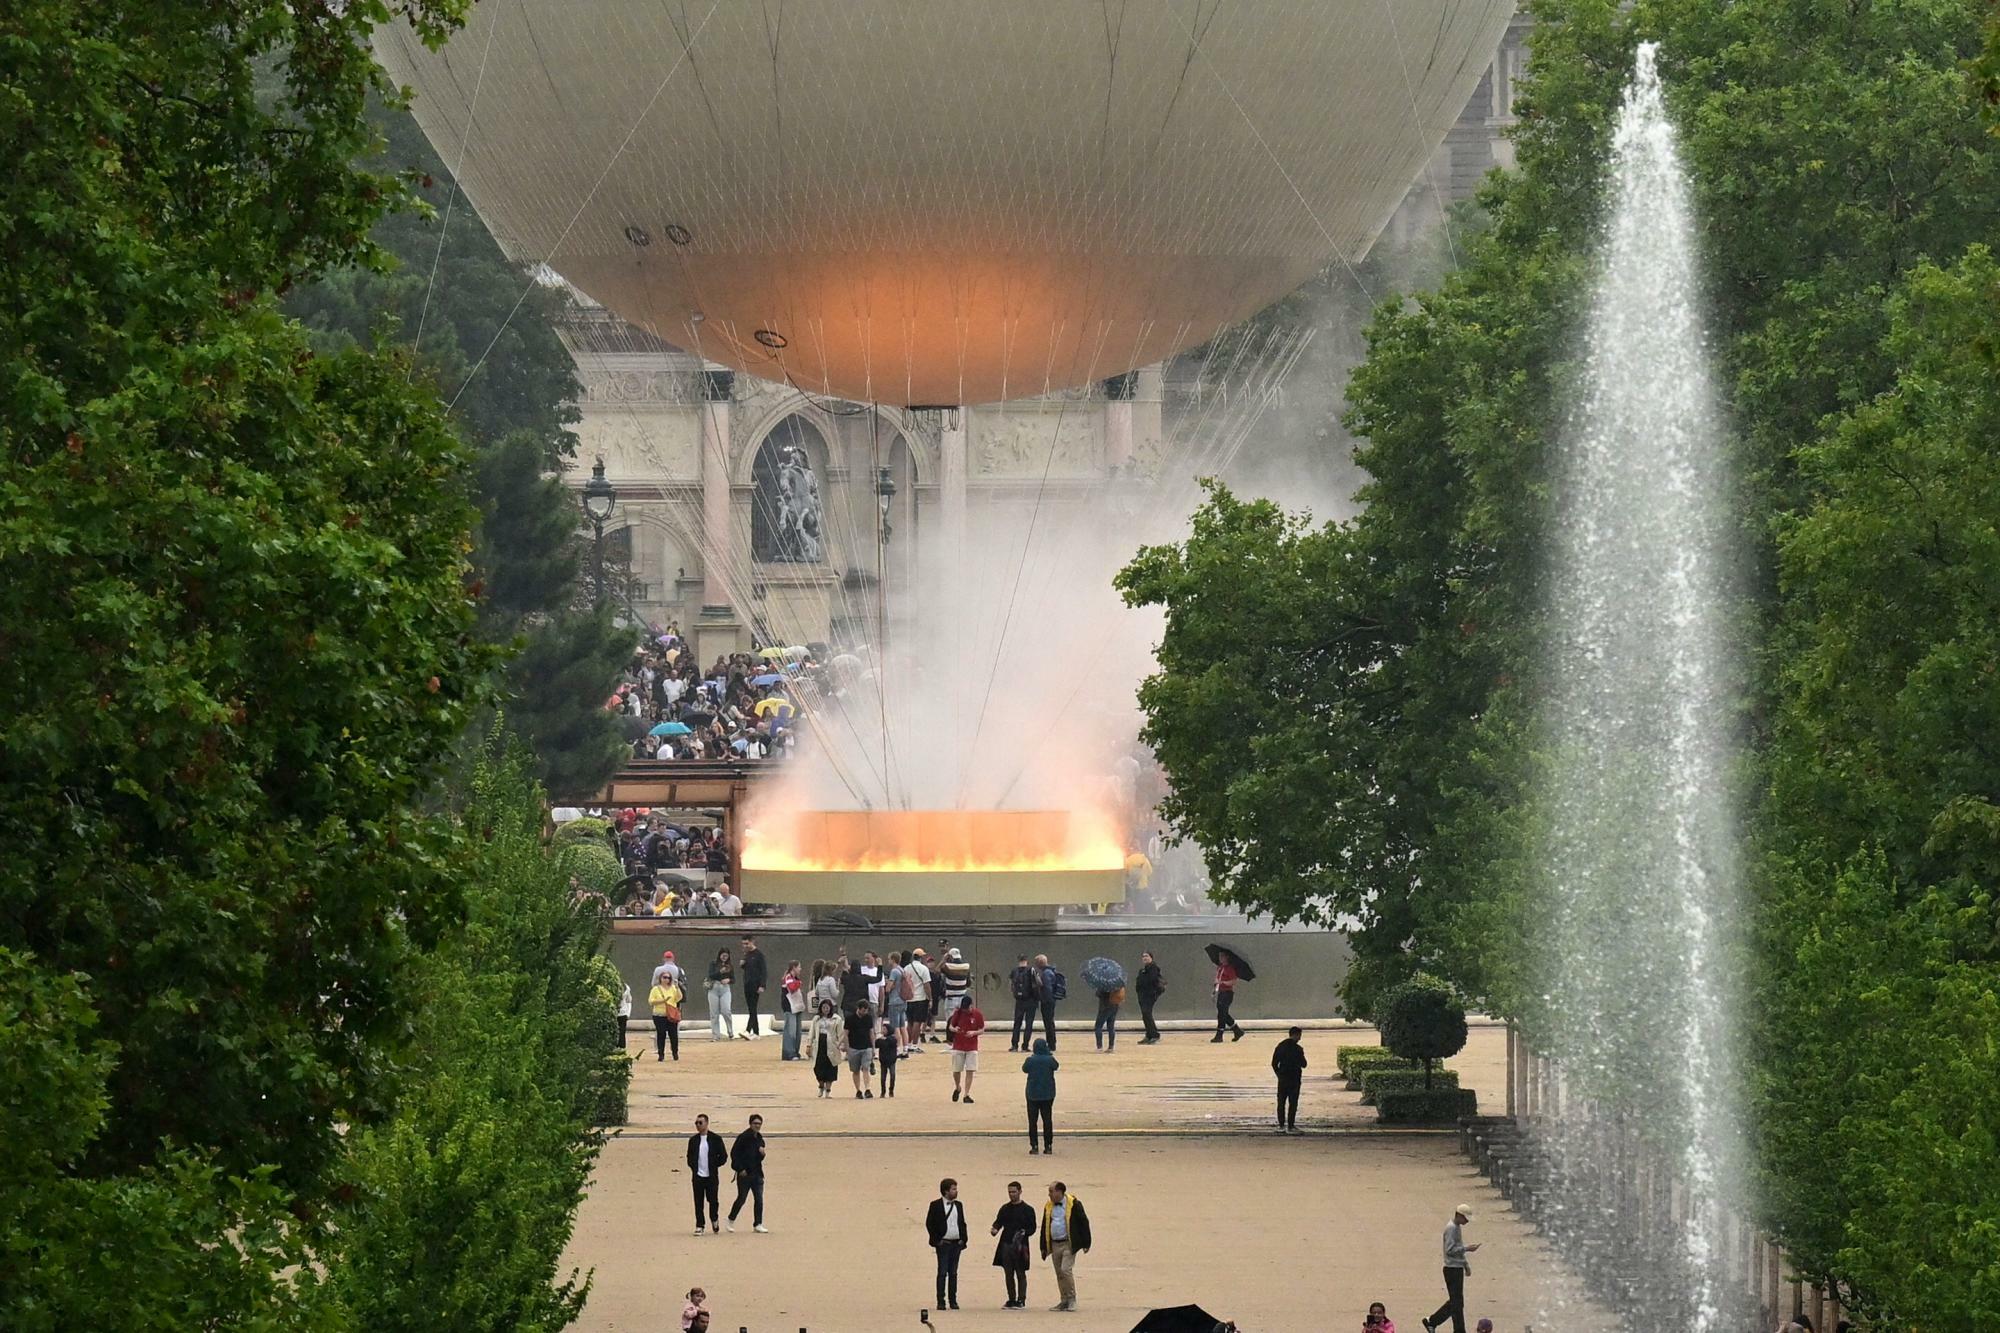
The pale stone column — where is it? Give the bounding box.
[937,408,970,799]
[699,368,734,613]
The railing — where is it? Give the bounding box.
[1495,1026,1851,1330]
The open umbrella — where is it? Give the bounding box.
[679,708,715,727]
[1131,1306,1234,1333]
[619,715,653,739]
[1081,956,1126,994]
[823,908,875,932]
[649,721,692,737]
[753,698,794,718]
[750,672,783,686]
[1204,943,1256,981]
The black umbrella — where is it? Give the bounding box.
[1204,943,1256,981]
[1131,1306,1234,1333]
[823,908,875,932]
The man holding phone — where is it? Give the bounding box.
[1421,1203,1479,1333]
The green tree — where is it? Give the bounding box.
[317,739,609,1328]
[287,97,633,796]
[1755,250,2000,1320]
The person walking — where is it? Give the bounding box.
[946,993,986,1103]
[617,978,632,1050]
[739,936,767,1040]
[1038,1180,1091,1312]
[1092,982,1122,1051]
[1210,951,1244,1042]
[875,1023,901,1096]
[990,1180,1037,1309]
[1007,953,1041,1051]
[839,954,871,1021]
[1022,1037,1058,1154]
[648,970,684,1061]
[808,998,840,1098]
[779,960,805,1060]
[1035,954,1063,1050]
[925,1178,969,1312]
[706,947,736,1042]
[724,1113,768,1233]
[1421,1204,1479,1333]
[686,1113,726,1235]
[1272,1025,1308,1132]
[843,997,877,1098]
[1135,950,1164,1043]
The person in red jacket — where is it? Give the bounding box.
[946,994,987,1104]
[1211,955,1245,1042]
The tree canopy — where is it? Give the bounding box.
[1122,0,2000,1318]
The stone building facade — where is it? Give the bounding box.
[560,12,1528,658]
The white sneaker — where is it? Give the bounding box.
[694,1227,705,1235]
[753,1224,769,1233]
[726,1221,736,1232]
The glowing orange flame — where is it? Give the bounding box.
[743,809,1124,874]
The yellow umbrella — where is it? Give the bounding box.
[754,697,795,718]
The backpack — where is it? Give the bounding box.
[1046,969,1068,1002]
[897,967,915,1002]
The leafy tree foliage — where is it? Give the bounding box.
[1123,0,2000,1316]
[2,0,482,1219]
[287,95,633,796]
[316,740,608,1328]
[1377,974,1469,1088]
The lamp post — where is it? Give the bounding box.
[581,456,616,605]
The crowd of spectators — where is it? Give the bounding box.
[608,626,825,762]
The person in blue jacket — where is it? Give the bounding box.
[1022,1037,1059,1154]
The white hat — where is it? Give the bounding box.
[1454,1203,1474,1221]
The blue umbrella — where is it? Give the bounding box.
[750,672,783,686]
[1081,956,1126,994]
[649,721,692,737]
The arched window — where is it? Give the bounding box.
[751,416,830,564]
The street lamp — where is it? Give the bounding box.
[581,456,616,604]
[875,463,897,545]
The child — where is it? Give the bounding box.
[680,1287,707,1332]
[875,1026,900,1096]
[1364,1302,1396,1333]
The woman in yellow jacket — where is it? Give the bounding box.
[648,975,684,1062]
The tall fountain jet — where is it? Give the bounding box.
[1540,42,1745,1332]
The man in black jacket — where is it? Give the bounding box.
[925,1177,969,1311]
[686,1113,726,1234]
[725,1113,767,1232]
[1272,1026,1308,1132]
[1007,954,1040,1052]
[1135,951,1164,1044]
[739,936,768,1039]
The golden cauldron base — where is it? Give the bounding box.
[740,866,1123,907]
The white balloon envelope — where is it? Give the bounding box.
[378,0,1512,405]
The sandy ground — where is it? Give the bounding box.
[567,1021,1605,1332]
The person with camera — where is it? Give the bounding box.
[990,1180,1037,1309]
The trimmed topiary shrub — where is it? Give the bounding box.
[1341,1048,1421,1088]
[1377,973,1468,1088]
[1336,1044,1387,1076]
[553,816,614,846]
[1359,1067,1460,1105]
[593,1052,633,1126]
[1375,1086,1477,1124]
[557,839,622,894]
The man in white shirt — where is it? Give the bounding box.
[924,1178,968,1311]
[686,1114,726,1235]
[904,949,933,1054]
[718,884,744,916]
[650,950,684,990]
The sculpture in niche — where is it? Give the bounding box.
[752,423,826,563]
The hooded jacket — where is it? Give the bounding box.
[1021,1038,1060,1101]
